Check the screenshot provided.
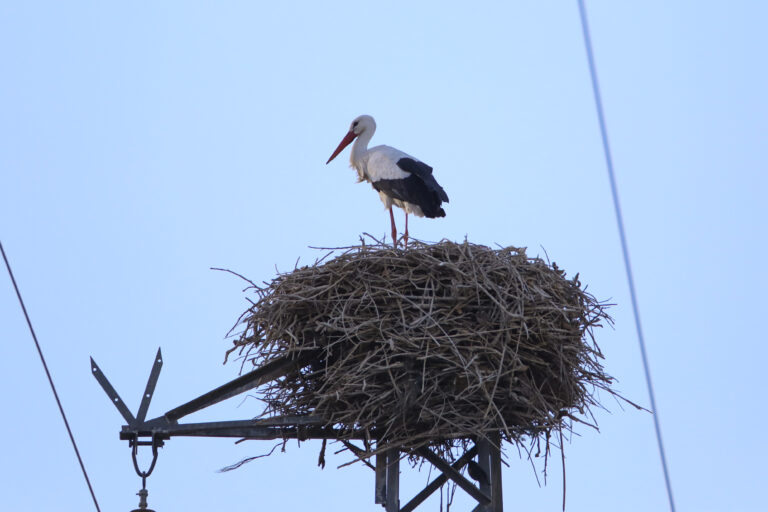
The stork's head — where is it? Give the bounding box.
[326,114,376,164]
[350,114,376,136]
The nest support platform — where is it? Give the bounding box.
[93,348,504,512]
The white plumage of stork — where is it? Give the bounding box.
[326,115,449,247]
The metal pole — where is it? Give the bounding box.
[385,448,400,512]
[488,432,503,512]
[477,439,492,512]
[375,449,387,505]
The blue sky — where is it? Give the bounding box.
[2,1,766,510]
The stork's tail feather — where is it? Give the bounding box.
[425,207,446,219]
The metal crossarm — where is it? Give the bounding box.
[121,422,344,440]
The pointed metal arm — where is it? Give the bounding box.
[91,357,136,426]
[136,348,163,424]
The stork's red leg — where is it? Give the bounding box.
[404,212,409,248]
[389,206,398,247]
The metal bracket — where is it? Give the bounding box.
[91,347,332,442]
[131,435,163,483]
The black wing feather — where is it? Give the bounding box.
[396,158,449,202]
[371,158,449,218]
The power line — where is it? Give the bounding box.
[575,2,676,511]
[1,241,102,512]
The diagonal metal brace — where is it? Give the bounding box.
[164,349,319,422]
[400,445,479,512]
[416,447,491,506]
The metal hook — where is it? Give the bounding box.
[130,436,162,480]
[129,436,161,512]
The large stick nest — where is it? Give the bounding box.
[226,240,617,461]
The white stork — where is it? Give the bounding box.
[326,115,449,247]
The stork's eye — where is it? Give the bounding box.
[353,121,359,127]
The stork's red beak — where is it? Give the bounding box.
[326,130,357,164]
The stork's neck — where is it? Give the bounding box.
[350,128,374,168]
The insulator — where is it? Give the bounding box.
[129,488,156,512]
